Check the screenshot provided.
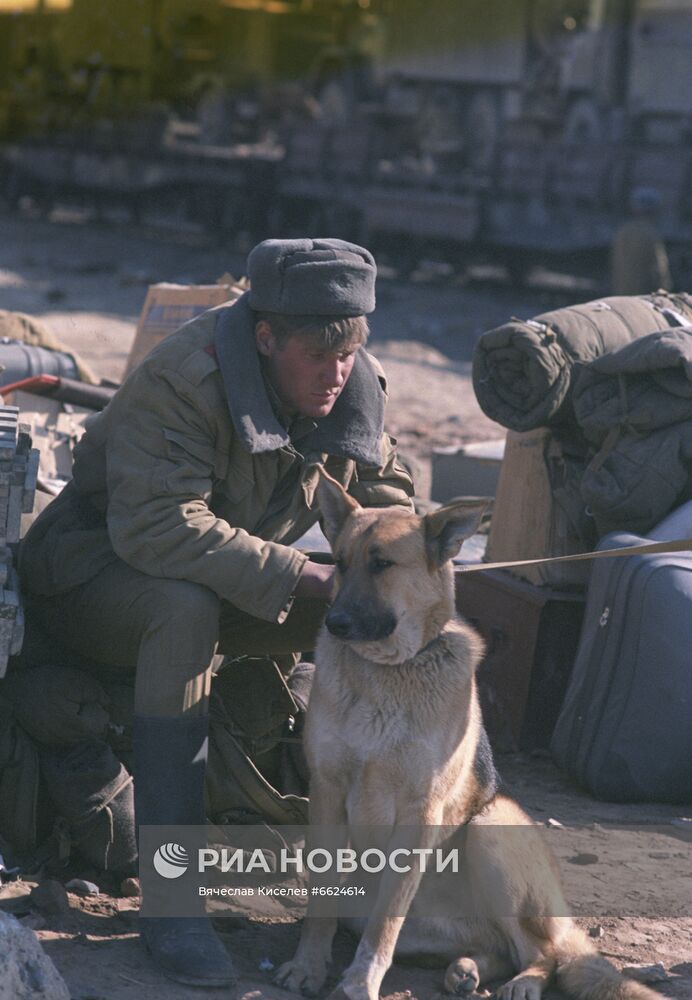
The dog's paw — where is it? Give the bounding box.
[326,985,377,1000]
[274,958,327,996]
[444,957,480,994]
[493,975,543,1000]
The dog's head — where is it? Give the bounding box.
[317,469,488,664]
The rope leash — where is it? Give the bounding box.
[458,537,692,574]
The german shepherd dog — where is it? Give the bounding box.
[275,471,660,1000]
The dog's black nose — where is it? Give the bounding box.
[326,608,397,641]
[325,610,353,638]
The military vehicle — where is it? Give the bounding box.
[0,0,380,140]
[2,0,692,279]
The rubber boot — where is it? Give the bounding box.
[133,714,237,988]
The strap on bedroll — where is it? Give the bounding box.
[205,656,311,827]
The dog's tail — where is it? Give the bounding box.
[554,928,662,1000]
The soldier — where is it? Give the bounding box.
[610,186,672,296]
[19,238,414,987]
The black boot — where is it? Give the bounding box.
[133,714,237,988]
[40,739,137,875]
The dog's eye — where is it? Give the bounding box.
[370,557,394,574]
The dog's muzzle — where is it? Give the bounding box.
[325,607,397,642]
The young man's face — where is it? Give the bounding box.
[255,322,359,419]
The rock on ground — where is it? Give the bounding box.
[0,911,70,1000]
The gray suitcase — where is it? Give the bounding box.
[551,505,692,802]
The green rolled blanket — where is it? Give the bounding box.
[472,292,692,431]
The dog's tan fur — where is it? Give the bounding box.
[275,473,661,1000]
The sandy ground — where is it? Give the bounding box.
[0,206,559,494]
[0,207,690,1000]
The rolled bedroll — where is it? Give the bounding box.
[472,292,692,431]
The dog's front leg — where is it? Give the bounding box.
[275,777,348,996]
[330,811,443,1000]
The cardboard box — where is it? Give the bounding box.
[125,278,245,375]
[486,428,590,589]
[431,438,505,502]
[11,390,90,483]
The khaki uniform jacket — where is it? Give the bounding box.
[19,296,414,624]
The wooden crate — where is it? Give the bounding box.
[455,569,585,752]
[486,428,590,588]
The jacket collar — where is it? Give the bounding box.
[214,292,385,465]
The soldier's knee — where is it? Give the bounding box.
[143,580,220,639]
[134,581,220,715]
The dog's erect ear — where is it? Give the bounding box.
[424,498,490,568]
[316,467,360,545]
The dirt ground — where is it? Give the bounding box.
[0,207,690,1000]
